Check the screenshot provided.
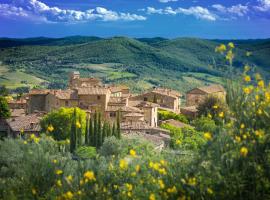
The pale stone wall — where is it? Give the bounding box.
[186,91,226,107]
[142,107,158,127]
[78,94,109,112]
[132,92,180,113]
[27,95,47,113]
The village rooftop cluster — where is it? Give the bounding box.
[1,71,226,148]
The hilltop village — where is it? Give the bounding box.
[1,71,226,149]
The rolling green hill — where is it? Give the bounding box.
[0,36,269,92]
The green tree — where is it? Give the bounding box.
[93,112,98,148]
[85,115,89,145]
[89,117,94,146]
[116,111,121,139]
[77,116,82,147]
[70,108,77,153]
[97,113,102,148]
[0,96,11,119]
[112,123,116,137]
[0,86,9,96]
[40,107,86,141]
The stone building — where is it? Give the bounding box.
[68,71,102,89]
[130,87,181,114]
[186,84,226,107]
[6,112,44,137]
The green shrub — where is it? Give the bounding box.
[158,110,189,123]
[192,116,217,133]
[40,107,86,141]
[75,146,97,159]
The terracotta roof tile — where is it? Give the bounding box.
[77,87,109,95]
[191,84,225,94]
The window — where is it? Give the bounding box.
[65,101,69,106]
[97,96,101,100]
[110,112,116,117]
[144,97,148,101]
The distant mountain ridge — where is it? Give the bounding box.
[0,36,269,92]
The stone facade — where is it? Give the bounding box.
[186,84,226,107]
[130,87,181,114]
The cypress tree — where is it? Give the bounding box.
[94,112,98,148]
[77,116,82,147]
[102,121,107,142]
[97,112,102,148]
[112,123,116,137]
[70,107,77,153]
[116,110,121,139]
[89,117,93,146]
[85,115,89,145]
[107,123,112,137]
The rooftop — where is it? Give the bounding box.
[189,84,225,94]
[77,87,109,95]
[151,87,181,98]
[6,113,44,132]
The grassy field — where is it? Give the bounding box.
[0,65,45,89]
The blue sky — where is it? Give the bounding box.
[0,0,270,39]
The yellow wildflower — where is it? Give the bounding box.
[47,124,54,132]
[135,165,140,172]
[32,188,37,195]
[126,183,133,191]
[207,188,214,195]
[188,177,197,186]
[240,147,248,157]
[204,132,212,141]
[255,73,262,80]
[176,139,181,145]
[228,42,235,49]
[129,149,136,157]
[77,190,82,195]
[240,124,245,129]
[167,186,177,193]
[52,159,58,164]
[127,192,132,197]
[257,109,263,115]
[119,159,128,170]
[63,191,73,199]
[244,75,251,82]
[23,141,28,145]
[243,87,251,95]
[149,193,156,200]
[66,175,73,182]
[149,161,154,168]
[219,112,224,118]
[84,171,96,181]
[158,179,165,189]
[215,44,226,53]
[159,168,167,175]
[131,172,136,177]
[244,65,250,72]
[255,130,264,138]
[55,169,63,175]
[258,80,265,88]
[76,121,81,129]
[207,113,212,118]
[226,50,234,64]
[235,136,241,143]
[56,180,62,187]
[212,105,218,109]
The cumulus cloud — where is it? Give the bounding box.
[212,4,249,17]
[255,0,270,11]
[0,0,146,23]
[159,0,178,3]
[146,6,216,21]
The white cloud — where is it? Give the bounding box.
[0,0,146,23]
[255,0,270,11]
[146,6,216,21]
[212,4,249,17]
[159,0,178,3]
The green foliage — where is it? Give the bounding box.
[0,96,11,119]
[0,85,9,96]
[158,110,189,123]
[197,95,228,124]
[75,146,96,159]
[160,123,206,150]
[192,116,217,133]
[40,107,86,141]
